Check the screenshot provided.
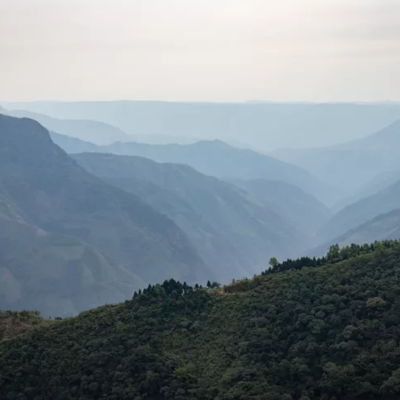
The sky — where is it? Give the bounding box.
[1,0,400,102]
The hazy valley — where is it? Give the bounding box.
[1,101,400,399]
[2,102,400,316]
[3,0,400,397]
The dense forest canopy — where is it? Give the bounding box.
[2,241,400,399]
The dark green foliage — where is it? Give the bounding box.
[265,241,399,275]
[3,242,400,399]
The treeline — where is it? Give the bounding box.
[2,241,400,399]
[131,279,220,300]
[224,240,400,294]
[264,240,400,275]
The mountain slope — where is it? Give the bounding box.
[332,170,400,213]
[273,118,400,192]
[0,115,209,314]
[0,216,144,317]
[2,241,400,399]
[335,209,400,245]
[74,153,306,281]
[230,178,331,234]
[8,109,132,145]
[50,131,101,153]
[105,140,328,201]
[0,187,143,317]
[312,209,400,257]
[317,178,400,244]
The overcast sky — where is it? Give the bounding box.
[1,0,399,102]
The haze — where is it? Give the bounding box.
[1,0,400,102]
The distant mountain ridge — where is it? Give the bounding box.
[50,132,333,205]
[4,100,400,150]
[8,109,132,145]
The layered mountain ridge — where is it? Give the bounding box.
[73,152,308,281]
[0,115,208,315]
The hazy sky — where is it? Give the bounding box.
[1,0,400,102]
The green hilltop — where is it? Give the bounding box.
[2,240,400,399]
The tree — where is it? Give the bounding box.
[327,244,340,261]
[269,257,278,268]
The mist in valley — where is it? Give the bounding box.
[1,1,400,398]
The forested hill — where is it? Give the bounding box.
[2,241,400,399]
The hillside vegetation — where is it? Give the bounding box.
[2,241,400,399]
[0,311,44,341]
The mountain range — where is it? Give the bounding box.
[0,114,209,316]
[73,152,308,281]
[2,103,400,399]
[8,109,132,145]
[4,101,400,150]
[2,105,400,317]
[47,125,400,258]
[272,118,400,192]
[50,131,334,204]
[0,114,326,316]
